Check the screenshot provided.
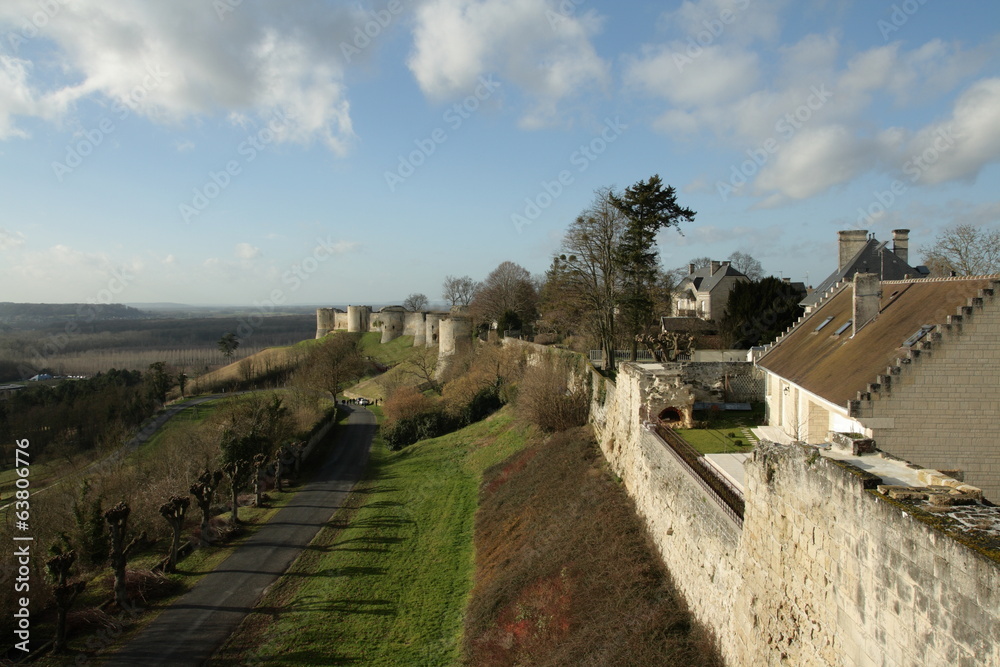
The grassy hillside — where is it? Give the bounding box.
[212,408,535,666]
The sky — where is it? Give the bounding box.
[1,0,999,307]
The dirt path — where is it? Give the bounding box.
[101,406,376,666]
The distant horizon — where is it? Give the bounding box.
[2,1,998,304]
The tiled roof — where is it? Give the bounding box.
[759,276,999,407]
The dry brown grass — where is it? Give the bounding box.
[464,426,723,667]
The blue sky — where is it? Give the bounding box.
[1,0,998,306]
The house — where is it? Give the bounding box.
[801,229,928,312]
[672,260,749,321]
[757,271,1000,500]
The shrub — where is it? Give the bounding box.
[516,353,590,432]
[383,385,438,425]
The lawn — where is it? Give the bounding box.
[674,427,755,454]
[212,408,533,666]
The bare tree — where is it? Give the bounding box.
[402,293,429,312]
[921,224,1000,276]
[470,261,538,329]
[727,251,763,281]
[399,346,441,393]
[296,333,367,403]
[158,495,190,573]
[46,547,86,653]
[442,275,479,307]
[550,187,627,369]
[190,469,223,547]
[105,501,146,610]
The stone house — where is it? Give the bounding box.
[757,271,1000,500]
[672,260,749,321]
[801,228,927,312]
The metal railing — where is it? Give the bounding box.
[587,349,657,363]
[651,423,745,529]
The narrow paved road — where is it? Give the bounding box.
[103,406,376,666]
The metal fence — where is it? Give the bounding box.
[652,423,745,528]
[588,349,657,364]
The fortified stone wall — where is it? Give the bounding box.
[736,443,1000,666]
[376,307,406,344]
[501,340,1000,667]
[404,311,427,346]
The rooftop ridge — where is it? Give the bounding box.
[881,273,1000,285]
[849,282,999,415]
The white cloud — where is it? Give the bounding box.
[0,1,368,152]
[0,227,25,251]
[626,23,1000,205]
[900,78,1000,185]
[235,242,261,260]
[174,140,195,152]
[407,0,610,128]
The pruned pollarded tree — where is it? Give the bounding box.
[469,261,538,332]
[296,333,367,403]
[46,547,86,653]
[546,187,627,368]
[403,292,429,312]
[190,469,223,547]
[610,175,695,361]
[920,223,1000,276]
[442,275,479,307]
[105,501,146,610]
[158,495,190,573]
[252,452,269,506]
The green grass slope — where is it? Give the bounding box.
[212,408,533,666]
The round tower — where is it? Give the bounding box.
[347,305,370,333]
[438,309,472,358]
[424,313,443,347]
[404,311,427,346]
[378,307,406,344]
[315,308,336,338]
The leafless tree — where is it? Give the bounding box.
[105,501,146,609]
[190,469,223,547]
[920,224,1000,276]
[727,251,763,281]
[403,293,429,312]
[296,333,366,403]
[158,495,190,573]
[470,261,538,329]
[442,275,479,307]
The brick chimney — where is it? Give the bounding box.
[710,260,721,274]
[892,229,909,265]
[688,263,695,275]
[852,272,880,336]
[839,230,868,271]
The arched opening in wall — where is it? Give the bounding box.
[658,407,683,423]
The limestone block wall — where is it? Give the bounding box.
[737,443,1000,666]
[315,308,337,338]
[854,286,1000,500]
[346,305,370,333]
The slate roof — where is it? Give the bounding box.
[681,263,747,293]
[758,276,999,407]
[801,239,926,309]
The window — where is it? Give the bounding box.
[814,316,834,332]
[833,320,852,336]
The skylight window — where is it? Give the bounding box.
[814,316,834,332]
[833,320,852,336]
[903,325,935,347]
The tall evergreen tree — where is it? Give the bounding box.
[610,175,695,360]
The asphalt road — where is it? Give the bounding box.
[102,406,376,666]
